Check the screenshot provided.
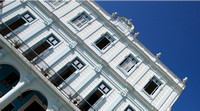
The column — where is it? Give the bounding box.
[0,76,34,110]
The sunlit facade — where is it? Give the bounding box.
[0,1,186,111]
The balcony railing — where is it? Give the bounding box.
[0,21,96,111]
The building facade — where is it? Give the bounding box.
[0,0,187,111]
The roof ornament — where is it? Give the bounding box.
[133,32,139,38]
[116,16,135,35]
[111,12,118,18]
[156,52,162,58]
[183,77,188,83]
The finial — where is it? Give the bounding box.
[133,32,139,38]
[127,19,132,25]
[156,52,162,58]
[183,77,188,83]
[112,12,117,18]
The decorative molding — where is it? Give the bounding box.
[23,75,34,84]
[120,88,128,97]
[44,18,53,26]
[94,64,102,72]
[116,16,135,34]
[68,41,77,49]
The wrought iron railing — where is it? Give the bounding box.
[0,21,96,111]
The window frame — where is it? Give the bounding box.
[46,33,60,46]
[94,33,115,52]
[70,11,92,30]
[118,54,139,77]
[50,57,86,87]
[141,75,165,100]
[0,11,37,37]
[144,76,162,96]
[21,11,36,23]
[97,81,111,95]
[79,80,112,111]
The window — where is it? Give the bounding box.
[144,77,162,95]
[79,82,111,111]
[0,72,19,88]
[98,82,111,94]
[23,39,51,61]
[46,34,60,46]
[2,103,15,111]
[72,57,85,70]
[22,11,36,23]
[119,55,138,73]
[71,12,91,28]
[47,0,64,7]
[50,57,85,87]
[124,105,135,111]
[0,15,26,36]
[95,33,115,50]
[0,11,35,36]
[23,34,60,61]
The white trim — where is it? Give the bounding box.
[80,22,103,40]
[156,85,173,109]
[46,0,69,10]
[57,2,80,18]
[104,42,126,63]
[69,11,95,32]
[104,93,123,111]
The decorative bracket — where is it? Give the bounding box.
[68,41,77,49]
[94,64,102,72]
[119,88,128,97]
[44,19,53,26]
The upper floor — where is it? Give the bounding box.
[0,0,186,111]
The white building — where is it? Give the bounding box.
[0,1,186,111]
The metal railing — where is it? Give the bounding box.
[0,21,96,111]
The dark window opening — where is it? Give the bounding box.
[24,101,45,111]
[2,103,14,111]
[50,63,77,87]
[18,91,32,101]
[0,72,19,88]
[23,39,51,61]
[95,33,114,50]
[79,89,103,111]
[0,15,26,36]
[144,77,161,95]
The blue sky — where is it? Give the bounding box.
[97,1,200,111]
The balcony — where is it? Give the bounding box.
[0,21,96,110]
